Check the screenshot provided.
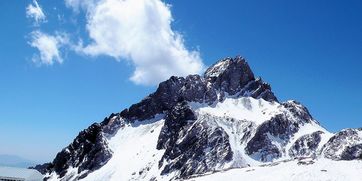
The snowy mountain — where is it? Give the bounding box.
[33,56,362,181]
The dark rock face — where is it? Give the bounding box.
[55,123,112,179]
[245,102,314,162]
[29,163,53,175]
[120,75,217,122]
[157,101,197,150]
[35,123,113,180]
[101,113,126,136]
[341,144,362,160]
[239,78,278,102]
[158,113,233,178]
[204,56,255,96]
[246,115,300,161]
[289,131,324,158]
[322,128,362,160]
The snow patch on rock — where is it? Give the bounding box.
[190,97,281,126]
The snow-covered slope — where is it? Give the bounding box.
[34,56,362,181]
[189,158,362,181]
[82,115,167,181]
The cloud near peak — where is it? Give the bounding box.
[27,0,205,86]
[71,0,204,85]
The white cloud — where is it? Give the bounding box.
[29,31,68,65]
[64,0,97,12]
[26,0,46,25]
[67,0,204,85]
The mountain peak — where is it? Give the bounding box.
[204,56,255,96]
[204,56,254,80]
[205,56,276,101]
[120,56,277,122]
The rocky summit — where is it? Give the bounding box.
[33,56,362,181]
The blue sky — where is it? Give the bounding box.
[0,0,361,163]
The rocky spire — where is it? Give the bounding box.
[204,56,255,95]
[204,56,277,102]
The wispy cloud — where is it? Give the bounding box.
[26,0,46,25]
[29,31,68,65]
[67,0,204,85]
[26,0,66,65]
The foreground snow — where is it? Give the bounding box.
[189,159,362,181]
